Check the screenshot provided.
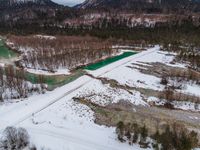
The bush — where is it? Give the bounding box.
[116,121,125,142]
[163,102,174,109]
[160,76,168,85]
[0,126,36,150]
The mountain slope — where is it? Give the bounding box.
[75,0,200,12]
[0,0,60,10]
[0,0,74,27]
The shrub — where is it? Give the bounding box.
[116,121,125,142]
[160,76,168,85]
[0,126,36,150]
[163,102,174,109]
[154,125,199,150]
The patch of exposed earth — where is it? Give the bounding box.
[75,98,200,145]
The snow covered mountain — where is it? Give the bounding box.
[75,0,103,9]
[0,0,59,9]
[0,0,66,25]
[75,0,200,12]
[76,0,158,9]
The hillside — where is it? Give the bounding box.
[0,0,200,34]
[76,0,200,12]
[0,0,60,9]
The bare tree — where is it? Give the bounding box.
[0,127,30,150]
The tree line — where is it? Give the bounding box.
[116,121,199,150]
[1,16,200,47]
[178,48,200,72]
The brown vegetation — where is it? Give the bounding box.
[0,65,45,102]
[8,35,116,72]
[75,98,200,148]
[163,44,200,72]
[116,121,198,150]
[159,86,200,104]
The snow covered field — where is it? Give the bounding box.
[0,46,200,150]
[0,75,148,150]
[88,47,184,91]
[20,87,147,150]
[76,78,146,106]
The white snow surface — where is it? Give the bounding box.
[20,91,146,150]
[75,78,146,106]
[34,35,56,40]
[0,63,5,67]
[88,46,170,91]
[172,101,200,112]
[26,68,71,75]
[180,83,200,97]
[147,96,200,112]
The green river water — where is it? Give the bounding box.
[84,51,137,70]
[0,40,16,58]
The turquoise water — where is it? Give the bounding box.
[84,52,137,70]
[0,40,16,58]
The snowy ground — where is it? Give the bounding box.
[19,89,147,150]
[147,96,200,112]
[0,62,4,67]
[180,83,200,97]
[26,68,71,76]
[87,46,200,111]
[75,78,146,106]
[0,46,200,149]
[34,35,56,40]
[88,47,185,91]
[0,75,149,150]
[88,48,200,112]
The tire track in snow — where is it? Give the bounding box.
[27,127,135,150]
